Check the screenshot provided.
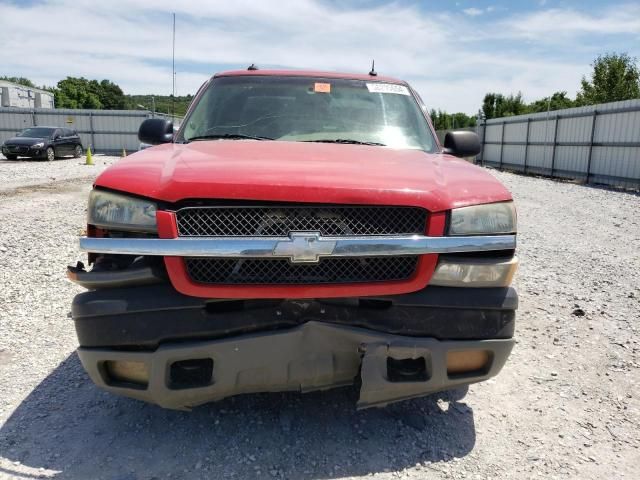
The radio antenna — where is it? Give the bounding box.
[369,60,377,77]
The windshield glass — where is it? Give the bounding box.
[179,76,437,152]
[18,127,55,138]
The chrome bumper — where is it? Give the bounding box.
[80,234,516,261]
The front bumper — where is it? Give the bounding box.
[73,284,516,409]
[79,227,516,299]
[79,234,516,259]
[73,284,517,348]
[78,321,514,410]
[2,146,44,158]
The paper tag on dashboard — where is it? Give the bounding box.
[366,83,410,95]
[314,82,331,93]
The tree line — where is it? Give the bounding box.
[1,75,192,116]
[481,54,639,119]
[431,53,640,129]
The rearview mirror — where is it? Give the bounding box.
[442,131,481,157]
[138,118,174,145]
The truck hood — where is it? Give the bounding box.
[94,140,511,212]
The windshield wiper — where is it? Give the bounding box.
[186,133,274,142]
[301,139,386,147]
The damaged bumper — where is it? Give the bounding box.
[72,284,517,348]
[78,321,514,410]
[73,284,516,408]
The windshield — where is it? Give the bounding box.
[179,76,437,152]
[18,127,55,138]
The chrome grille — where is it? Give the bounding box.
[176,206,427,237]
[185,256,418,285]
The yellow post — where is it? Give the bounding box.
[122,148,127,157]
[85,147,93,165]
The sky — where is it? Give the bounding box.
[1,0,639,114]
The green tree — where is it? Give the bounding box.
[0,76,36,88]
[54,77,103,109]
[577,53,640,105]
[429,109,476,130]
[0,76,54,92]
[528,91,576,113]
[53,77,126,109]
[502,92,527,117]
[451,112,476,128]
[97,79,126,109]
[482,93,499,120]
[481,92,527,119]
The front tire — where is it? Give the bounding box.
[73,145,83,158]
[5,154,18,160]
[46,147,55,162]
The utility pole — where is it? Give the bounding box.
[172,12,176,120]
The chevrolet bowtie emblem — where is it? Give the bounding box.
[273,232,337,263]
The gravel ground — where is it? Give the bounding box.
[0,154,118,194]
[0,157,638,480]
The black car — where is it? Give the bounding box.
[1,126,83,161]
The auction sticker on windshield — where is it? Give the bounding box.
[366,83,410,95]
[314,82,331,93]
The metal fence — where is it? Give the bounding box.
[477,99,640,190]
[0,107,181,155]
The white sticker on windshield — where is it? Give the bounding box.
[366,83,410,96]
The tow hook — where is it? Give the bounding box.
[357,342,438,409]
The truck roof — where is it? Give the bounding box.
[214,69,407,85]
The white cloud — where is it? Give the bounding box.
[503,4,640,39]
[463,7,484,16]
[0,1,637,114]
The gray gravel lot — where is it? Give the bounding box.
[0,154,118,194]
[0,156,638,479]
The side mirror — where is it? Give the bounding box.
[138,118,174,145]
[442,131,481,157]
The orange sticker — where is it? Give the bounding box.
[314,82,331,93]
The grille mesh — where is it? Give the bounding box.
[7,146,29,154]
[176,206,427,237]
[185,257,418,285]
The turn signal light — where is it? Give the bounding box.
[446,350,490,377]
[431,257,518,288]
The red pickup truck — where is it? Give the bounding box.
[68,68,518,409]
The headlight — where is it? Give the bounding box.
[87,189,157,232]
[449,201,516,235]
[31,142,45,149]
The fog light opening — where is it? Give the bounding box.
[169,358,214,390]
[102,360,149,390]
[446,350,491,378]
[387,357,430,382]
